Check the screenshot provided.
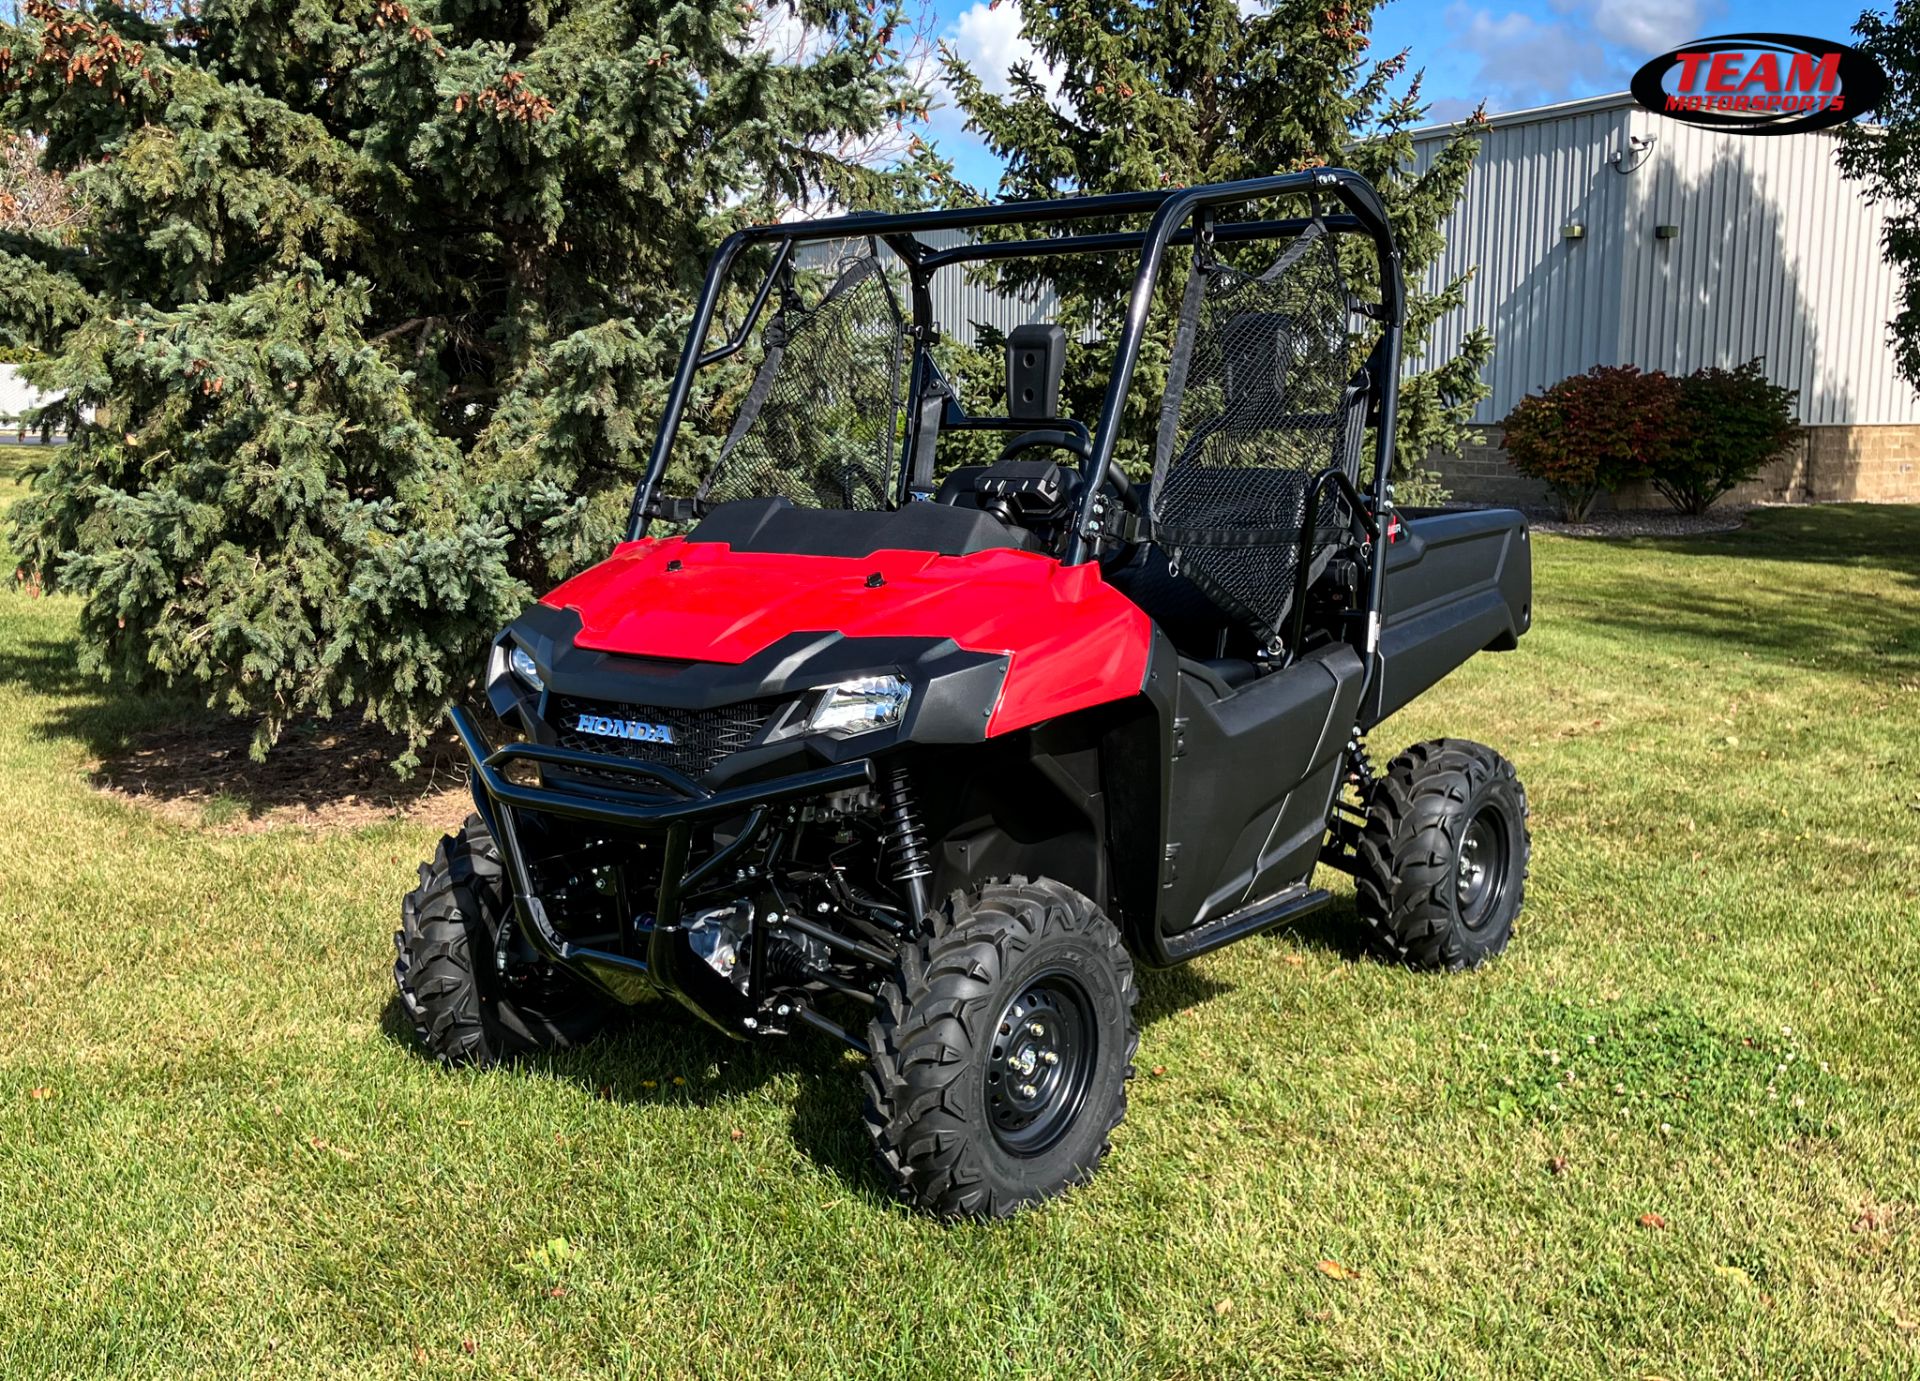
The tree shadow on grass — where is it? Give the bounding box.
[1543,509,1920,684]
[0,634,176,754]
[381,955,1242,1209]
[1631,505,1920,584]
[0,634,471,827]
[1564,574,1920,684]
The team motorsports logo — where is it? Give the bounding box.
[1631,33,1888,134]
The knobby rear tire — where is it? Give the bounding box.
[1353,738,1530,971]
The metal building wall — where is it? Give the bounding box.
[921,239,1064,344]
[1412,95,1920,426]
[1412,97,1634,422]
[1613,108,1916,425]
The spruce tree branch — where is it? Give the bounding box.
[369,316,434,345]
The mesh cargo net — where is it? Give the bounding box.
[1148,220,1367,648]
[699,253,906,511]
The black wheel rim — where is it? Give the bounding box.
[985,970,1098,1156]
[1456,805,1510,930]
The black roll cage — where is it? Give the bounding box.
[626,167,1406,674]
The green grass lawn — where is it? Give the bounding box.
[1,470,1917,1377]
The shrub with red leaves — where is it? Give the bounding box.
[1502,365,1681,520]
[1659,361,1800,515]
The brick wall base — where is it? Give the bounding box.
[1430,424,1920,510]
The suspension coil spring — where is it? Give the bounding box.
[883,765,932,885]
[1346,726,1378,787]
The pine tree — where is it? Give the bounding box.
[0,0,927,753]
[940,0,1491,490]
[1842,4,1920,390]
[0,130,79,238]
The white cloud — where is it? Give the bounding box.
[947,2,1063,100]
[1425,95,1484,125]
[922,1,1068,189]
[1578,0,1717,55]
[1443,0,1722,112]
[1445,3,1612,108]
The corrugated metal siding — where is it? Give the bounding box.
[927,265,1063,344]
[1413,97,1920,426]
[1613,109,1915,425]
[1413,105,1633,421]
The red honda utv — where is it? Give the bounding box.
[396,170,1533,1218]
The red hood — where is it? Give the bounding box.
[540,537,1152,736]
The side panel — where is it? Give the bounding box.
[1362,508,1532,727]
[1158,643,1365,938]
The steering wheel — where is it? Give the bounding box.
[996,426,1139,515]
[997,425,1091,465]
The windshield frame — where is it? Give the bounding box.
[626,170,1406,566]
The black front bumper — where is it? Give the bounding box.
[449,705,875,1029]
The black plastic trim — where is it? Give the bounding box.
[685,496,1041,558]
[506,605,1011,769]
[1159,884,1331,962]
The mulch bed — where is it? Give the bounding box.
[93,715,472,833]
[1520,505,1751,539]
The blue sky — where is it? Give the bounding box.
[923,0,1872,187]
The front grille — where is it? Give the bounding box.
[549,695,784,779]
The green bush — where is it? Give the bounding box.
[1501,365,1680,520]
[1655,361,1800,514]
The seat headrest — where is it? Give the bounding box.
[1006,323,1066,420]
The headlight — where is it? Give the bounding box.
[810,675,911,736]
[801,675,911,738]
[508,644,544,692]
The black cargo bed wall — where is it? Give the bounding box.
[1362,509,1532,727]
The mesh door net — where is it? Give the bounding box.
[1148,220,1368,649]
[699,253,906,511]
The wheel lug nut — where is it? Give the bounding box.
[1018,1083,1038,1098]
[1042,1050,1059,1066]
[1027,1022,1044,1036]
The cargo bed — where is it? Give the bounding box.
[1361,507,1532,727]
